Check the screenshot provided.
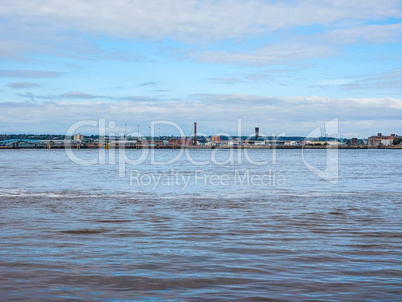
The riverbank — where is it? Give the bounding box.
[2,144,402,150]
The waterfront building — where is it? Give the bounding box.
[368,133,395,147]
[137,140,165,147]
[168,138,193,147]
[73,133,84,141]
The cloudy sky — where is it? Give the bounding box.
[1,0,402,138]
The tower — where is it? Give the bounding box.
[193,122,197,145]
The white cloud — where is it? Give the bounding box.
[196,44,336,65]
[324,23,402,44]
[312,69,402,94]
[1,0,401,41]
[0,70,63,78]
[2,94,402,136]
[0,0,401,67]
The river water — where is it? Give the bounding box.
[0,148,401,301]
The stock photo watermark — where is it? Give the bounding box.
[129,169,286,190]
[64,118,340,186]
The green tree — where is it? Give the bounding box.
[393,137,402,145]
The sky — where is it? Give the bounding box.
[1,0,402,138]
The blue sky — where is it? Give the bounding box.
[1,0,402,138]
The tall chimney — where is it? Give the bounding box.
[194,122,197,145]
[255,127,259,140]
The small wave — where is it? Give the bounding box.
[97,220,132,223]
[60,229,110,235]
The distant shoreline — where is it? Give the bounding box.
[1,145,402,150]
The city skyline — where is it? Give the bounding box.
[1,1,402,137]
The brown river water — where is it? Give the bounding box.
[0,149,401,300]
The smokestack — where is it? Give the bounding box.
[255,127,259,140]
[194,122,197,145]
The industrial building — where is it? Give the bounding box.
[73,133,84,141]
[368,133,396,147]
